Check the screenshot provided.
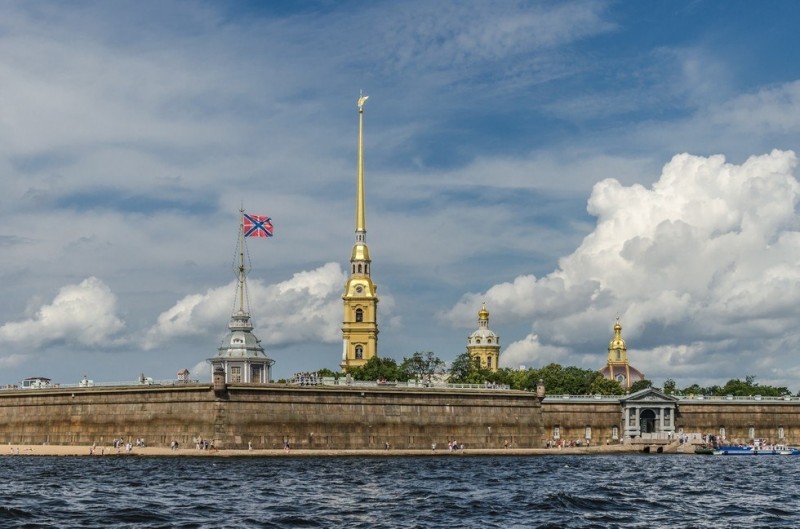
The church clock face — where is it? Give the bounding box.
[355,285,363,294]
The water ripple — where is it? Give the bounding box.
[1,454,800,527]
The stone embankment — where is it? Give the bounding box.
[2,442,659,458]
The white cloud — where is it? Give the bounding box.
[143,262,353,350]
[0,277,125,348]
[0,354,28,369]
[447,150,800,383]
[501,334,570,369]
[190,360,211,381]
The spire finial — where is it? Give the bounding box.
[358,90,369,111]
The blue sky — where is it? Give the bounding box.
[1,0,800,390]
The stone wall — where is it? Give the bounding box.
[541,400,622,446]
[5,384,800,449]
[542,398,800,446]
[676,401,800,443]
[0,383,543,449]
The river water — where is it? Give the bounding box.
[0,454,797,528]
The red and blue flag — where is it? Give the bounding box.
[243,214,273,238]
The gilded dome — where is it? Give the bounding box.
[608,320,626,351]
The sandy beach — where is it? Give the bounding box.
[2,442,679,458]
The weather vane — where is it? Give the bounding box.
[358,89,369,111]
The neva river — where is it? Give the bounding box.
[0,454,798,528]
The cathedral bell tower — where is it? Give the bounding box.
[599,318,644,389]
[341,94,379,371]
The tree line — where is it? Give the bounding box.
[312,351,793,396]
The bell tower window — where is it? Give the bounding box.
[355,308,364,322]
[355,345,363,359]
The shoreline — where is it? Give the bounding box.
[2,443,692,458]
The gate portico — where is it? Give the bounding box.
[620,388,679,439]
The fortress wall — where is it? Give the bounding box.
[0,384,544,449]
[676,401,800,443]
[541,401,622,446]
[6,384,800,449]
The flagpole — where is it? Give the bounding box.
[238,208,246,314]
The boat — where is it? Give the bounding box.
[713,443,800,456]
[694,446,715,455]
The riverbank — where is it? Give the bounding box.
[2,442,692,457]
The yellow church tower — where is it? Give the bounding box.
[341,94,379,371]
[599,318,645,389]
[466,303,500,372]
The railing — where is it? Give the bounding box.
[544,394,799,403]
[1,379,199,391]
[289,377,510,390]
[544,394,623,402]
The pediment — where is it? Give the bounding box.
[619,387,679,403]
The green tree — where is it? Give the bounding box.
[629,379,652,393]
[589,376,625,395]
[347,356,408,382]
[317,368,339,379]
[401,351,446,381]
[448,352,493,384]
[681,383,706,396]
[720,376,788,397]
[663,378,677,395]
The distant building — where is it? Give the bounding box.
[599,319,645,389]
[21,377,51,389]
[341,94,379,371]
[207,212,275,383]
[467,303,500,372]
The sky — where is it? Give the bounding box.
[1,0,800,390]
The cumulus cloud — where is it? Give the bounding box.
[143,262,351,350]
[445,150,800,383]
[0,354,28,369]
[0,277,125,348]
[501,334,571,369]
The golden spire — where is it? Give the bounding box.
[351,92,370,263]
[342,93,379,371]
[479,302,489,322]
[608,317,628,363]
[355,92,368,236]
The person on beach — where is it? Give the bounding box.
[284,440,290,451]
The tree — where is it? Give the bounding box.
[448,352,493,384]
[317,368,339,379]
[663,378,676,395]
[347,356,408,382]
[720,376,788,397]
[589,376,625,395]
[629,379,652,393]
[401,351,446,381]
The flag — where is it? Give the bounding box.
[243,213,273,238]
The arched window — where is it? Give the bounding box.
[355,309,363,322]
[355,345,363,359]
[358,264,362,273]
[616,350,621,360]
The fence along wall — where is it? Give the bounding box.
[0,384,544,449]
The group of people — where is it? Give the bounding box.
[545,438,591,448]
[194,437,216,450]
[292,372,323,386]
